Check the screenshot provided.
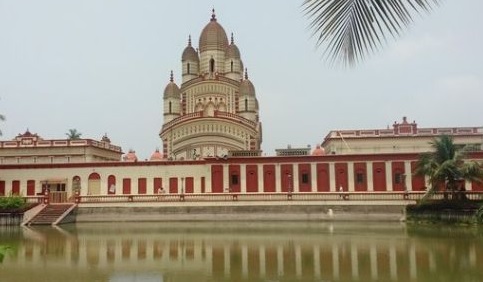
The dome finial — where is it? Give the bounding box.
[244,68,248,80]
[188,35,192,47]
[169,70,174,82]
[211,8,216,21]
[230,33,234,44]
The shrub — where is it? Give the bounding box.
[476,205,483,224]
[0,195,27,211]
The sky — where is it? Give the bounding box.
[1,0,482,160]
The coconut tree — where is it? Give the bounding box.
[415,135,483,201]
[302,0,442,66]
[66,129,82,140]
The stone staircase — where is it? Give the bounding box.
[28,204,76,225]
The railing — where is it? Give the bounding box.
[69,191,483,204]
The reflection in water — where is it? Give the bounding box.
[1,222,482,282]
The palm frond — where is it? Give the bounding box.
[302,0,442,67]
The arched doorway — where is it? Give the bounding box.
[88,173,101,195]
[107,175,116,195]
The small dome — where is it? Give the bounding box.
[312,145,326,156]
[239,69,255,96]
[163,71,180,98]
[182,35,199,62]
[226,33,240,59]
[150,149,164,161]
[199,10,228,53]
[123,150,138,162]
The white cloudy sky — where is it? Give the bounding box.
[1,0,482,159]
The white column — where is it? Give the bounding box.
[329,163,336,192]
[385,162,393,191]
[348,162,355,192]
[258,165,264,193]
[275,164,281,193]
[367,162,374,192]
[293,164,299,193]
[240,164,247,193]
[404,161,412,191]
[311,163,317,192]
[223,164,229,192]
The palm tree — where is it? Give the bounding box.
[415,135,483,201]
[66,129,82,140]
[302,0,442,66]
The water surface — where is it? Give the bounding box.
[1,222,482,282]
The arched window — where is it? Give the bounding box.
[187,63,190,74]
[169,101,172,113]
[209,58,215,73]
[230,61,234,72]
[245,98,248,111]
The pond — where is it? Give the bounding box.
[1,222,482,282]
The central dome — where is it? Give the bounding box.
[199,11,228,52]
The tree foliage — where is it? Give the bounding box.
[66,128,82,140]
[302,0,442,67]
[415,135,483,201]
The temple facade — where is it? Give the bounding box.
[159,10,262,161]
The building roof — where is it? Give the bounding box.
[198,10,229,53]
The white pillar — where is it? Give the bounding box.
[240,164,247,193]
[385,162,393,191]
[329,163,336,192]
[223,164,229,192]
[367,162,374,192]
[293,164,299,193]
[409,244,417,279]
[275,164,281,193]
[348,162,355,192]
[404,161,412,191]
[311,163,317,192]
[258,165,264,193]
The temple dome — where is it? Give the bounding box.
[199,10,228,52]
[312,145,326,156]
[226,33,240,59]
[163,71,180,98]
[182,36,199,62]
[150,149,164,161]
[239,70,255,96]
[123,150,138,162]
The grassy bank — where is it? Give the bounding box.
[406,200,483,224]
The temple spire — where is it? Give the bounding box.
[244,68,248,80]
[169,70,174,82]
[188,35,192,47]
[231,33,234,44]
[211,8,216,21]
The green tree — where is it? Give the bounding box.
[302,0,442,66]
[66,129,82,140]
[415,135,483,201]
